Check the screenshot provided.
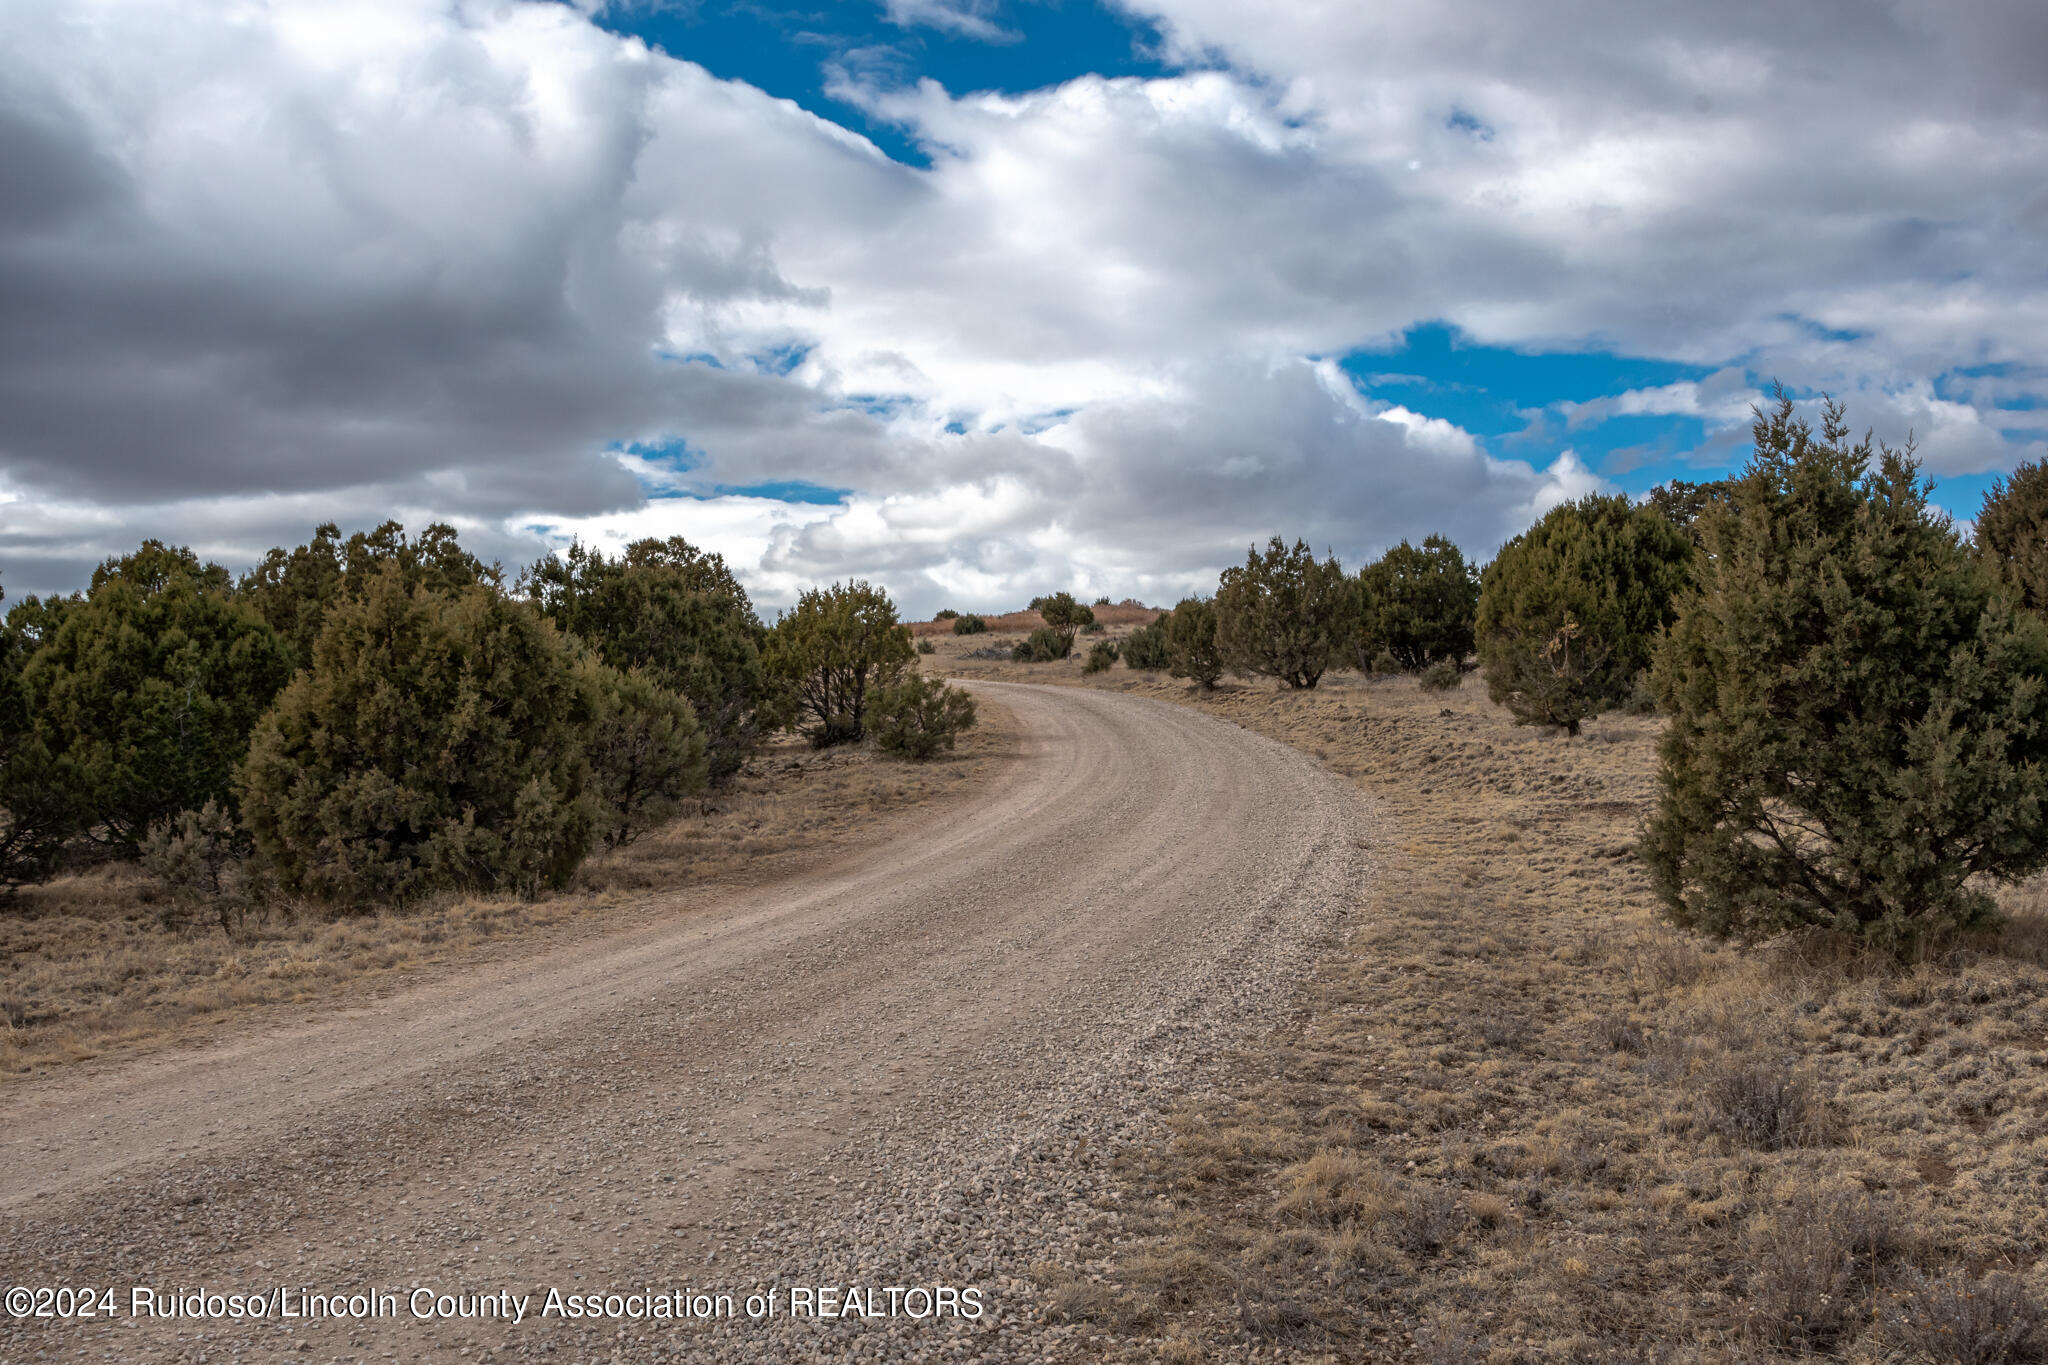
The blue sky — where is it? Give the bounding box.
[2,0,2044,610]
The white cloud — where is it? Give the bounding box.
[2,0,2044,613]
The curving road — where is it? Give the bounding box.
[0,682,1370,1363]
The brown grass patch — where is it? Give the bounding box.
[0,709,1013,1078]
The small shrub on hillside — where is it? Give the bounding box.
[1165,597,1223,688]
[934,608,959,620]
[1084,640,1119,673]
[1695,1052,1832,1149]
[917,638,935,655]
[951,613,987,635]
[1082,619,1105,634]
[1419,658,1463,691]
[139,799,275,935]
[1013,626,1067,663]
[1370,647,1401,675]
[1742,1188,1904,1352]
[1030,592,1095,657]
[1121,614,1171,670]
[1093,596,1111,606]
[1215,537,1348,689]
[1881,1269,2046,1364]
[1477,494,1692,734]
[866,672,977,759]
[1645,395,2048,951]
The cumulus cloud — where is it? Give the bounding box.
[0,0,2043,613]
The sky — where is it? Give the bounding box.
[2,0,2045,616]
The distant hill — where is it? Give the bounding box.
[909,601,1164,637]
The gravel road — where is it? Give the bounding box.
[0,682,1371,1363]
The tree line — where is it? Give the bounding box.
[1016,393,2048,955]
[0,525,974,915]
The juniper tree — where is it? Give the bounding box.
[238,568,600,902]
[1351,534,1479,672]
[765,580,914,747]
[1165,596,1223,688]
[1215,538,1347,689]
[24,542,294,851]
[1974,459,2048,615]
[1028,592,1095,658]
[1120,612,1172,671]
[523,537,783,782]
[1476,496,1691,733]
[1642,396,2048,951]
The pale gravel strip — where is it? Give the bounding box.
[0,682,1374,1364]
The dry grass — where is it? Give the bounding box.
[909,601,1164,638]
[927,634,2048,1361]
[0,711,1012,1078]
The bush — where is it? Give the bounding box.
[1419,658,1463,692]
[764,580,914,747]
[1476,494,1692,734]
[917,638,935,655]
[1215,537,1348,689]
[1012,626,1067,663]
[523,537,782,783]
[1644,395,2048,951]
[1083,640,1120,673]
[1975,458,2048,615]
[951,613,987,635]
[139,800,275,935]
[242,520,498,670]
[1082,619,1105,634]
[865,671,977,759]
[1092,596,1111,606]
[934,608,959,620]
[1370,647,1401,675]
[23,541,295,852]
[1881,1269,2046,1364]
[583,663,706,849]
[1029,592,1095,657]
[1350,534,1479,672]
[239,568,600,904]
[1165,597,1223,688]
[0,585,71,890]
[1120,614,1171,671]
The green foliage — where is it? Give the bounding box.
[241,521,499,669]
[23,542,294,852]
[1215,537,1348,689]
[1642,479,1731,549]
[1120,613,1171,671]
[1093,596,1111,606]
[917,638,936,655]
[1012,626,1068,663]
[523,537,781,782]
[865,671,978,760]
[583,663,706,849]
[765,580,914,747]
[1029,592,1096,658]
[1476,495,1692,734]
[1350,535,1479,672]
[239,569,600,904]
[934,608,960,620]
[1974,459,2048,614]
[951,613,988,635]
[1644,396,2048,952]
[1165,596,1223,688]
[1419,658,1464,692]
[1370,648,1401,675]
[1083,639,1120,673]
[0,581,72,890]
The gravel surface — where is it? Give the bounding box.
[1,682,1370,1363]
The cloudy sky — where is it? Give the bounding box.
[2,0,2044,615]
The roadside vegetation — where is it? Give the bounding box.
[936,394,2048,1360]
[0,526,979,1073]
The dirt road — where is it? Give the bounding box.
[0,682,1370,1363]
